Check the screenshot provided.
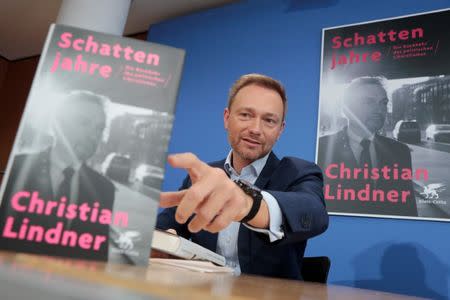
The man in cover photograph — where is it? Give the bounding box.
[317,76,417,216]
[0,90,115,261]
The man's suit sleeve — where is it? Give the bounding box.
[156,175,193,239]
[265,158,328,245]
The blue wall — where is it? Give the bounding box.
[149,1,450,298]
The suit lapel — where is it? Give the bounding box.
[77,163,97,204]
[254,152,280,189]
[237,152,280,270]
[373,134,391,166]
[32,150,54,199]
[339,128,359,168]
[210,159,226,169]
[205,154,279,253]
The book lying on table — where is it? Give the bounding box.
[151,229,227,266]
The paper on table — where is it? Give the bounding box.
[149,258,234,273]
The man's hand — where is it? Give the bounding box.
[160,153,260,233]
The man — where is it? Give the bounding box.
[157,74,329,279]
[317,77,417,216]
[0,90,115,260]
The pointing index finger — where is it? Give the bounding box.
[167,153,209,180]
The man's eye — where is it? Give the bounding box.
[240,113,250,118]
[265,118,277,125]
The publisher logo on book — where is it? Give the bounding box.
[113,231,141,256]
[419,183,447,205]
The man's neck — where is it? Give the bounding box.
[52,143,81,169]
[229,151,272,176]
[231,152,252,174]
[347,123,375,140]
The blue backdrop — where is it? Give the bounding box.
[148,0,450,298]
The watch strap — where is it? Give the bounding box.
[234,179,263,223]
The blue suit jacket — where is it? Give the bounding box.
[157,152,329,279]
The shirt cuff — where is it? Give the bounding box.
[243,191,285,242]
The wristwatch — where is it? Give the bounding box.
[234,179,263,223]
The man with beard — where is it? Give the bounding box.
[156,74,329,279]
[0,90,115,261]
[317,77,417,216]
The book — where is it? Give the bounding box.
[151,230,227,266]
[0,24,185,265]
[316,8,450,221]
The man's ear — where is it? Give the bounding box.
[277,120,286,140]
[224,108,230,130]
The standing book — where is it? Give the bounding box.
[0,24,185,265]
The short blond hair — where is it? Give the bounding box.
[228,73,287,119]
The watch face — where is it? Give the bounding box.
[235,180,262,199]
[237,179,261,192]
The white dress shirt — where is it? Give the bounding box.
[217,150,285,275]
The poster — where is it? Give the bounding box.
[316,9,450,220]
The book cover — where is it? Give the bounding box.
[316,8,450,221]
[0,24,185,264]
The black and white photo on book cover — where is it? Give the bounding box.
[0,24,185,264]
[316,8,450,221]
